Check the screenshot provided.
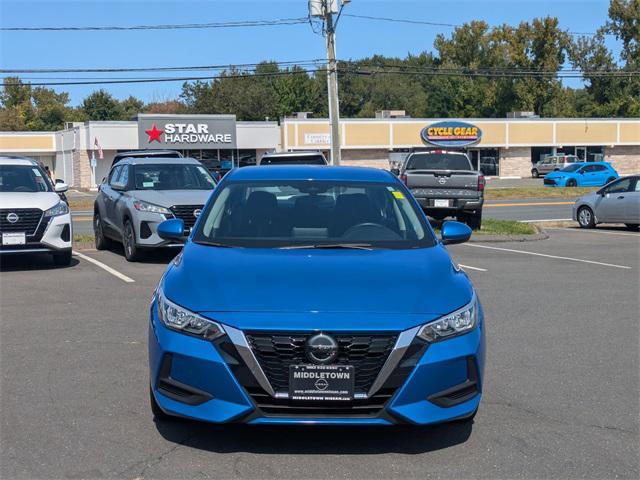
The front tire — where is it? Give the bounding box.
[94,211,113,250]
[52,250,72,266]
[577,206,595,228]
[531,169,539,178]
[123,219,142,262]
[566,178,577,187]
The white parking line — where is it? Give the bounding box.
[458,264,488,272]
[547,227,640,237]
[464,243,632,270]
[73,251,135,283]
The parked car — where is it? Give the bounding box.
[0,156,72,265]
[149,165,484,426]
[543,162,618,187]
[531,154,580,178]
[396,150,485,229]
[93,157,216,261]
[111,149,182,167]
[573,175,640,230]
[258,151,328,165]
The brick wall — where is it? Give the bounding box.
[499,147,531,177]
[605,145,640,175]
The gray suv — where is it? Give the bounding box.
[94,157,216,261]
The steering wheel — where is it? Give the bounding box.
[342,222,401,240]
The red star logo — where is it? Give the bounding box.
[145,124,164,143]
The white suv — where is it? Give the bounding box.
[0,156,72,265]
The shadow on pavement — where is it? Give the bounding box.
[102,243,181,265]
[154,419,473,455]
[0,253,80,272]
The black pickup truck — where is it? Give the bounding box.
[397,150,485,229]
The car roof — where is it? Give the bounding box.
[116,157,202,166]
[262,151,325,157]
[0,156,39,166]
[114,149,179,157]
[226,165,394,182]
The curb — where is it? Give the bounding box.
[469,225,549,243]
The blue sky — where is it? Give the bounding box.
[0,0,620,105]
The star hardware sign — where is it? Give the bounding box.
[145,124,164,143]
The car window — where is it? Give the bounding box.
[261,155,326,165]
[561,164,583,172]
[406,153,472,171]
[634,178,640,192]
[591,165,607,172]
[581,165,595,173]
[108,165,122,187]
[118,165,129,188]
[194,180,436,249]
[605,178,632,194]
[0,165,52,192]
[133,164,215,190]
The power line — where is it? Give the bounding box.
[0,68,327,87]
[0,17,308,31]
[342,13,610,36]
[0,59,326,74]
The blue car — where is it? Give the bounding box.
[149,166,485,426]
[544,162,619,187]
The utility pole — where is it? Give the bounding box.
[309,0,348,165]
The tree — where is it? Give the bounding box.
[80,90,123,121]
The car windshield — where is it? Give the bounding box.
[261,155,326,165]
[193,180,436,249]
[406,153,472,171]
[561,164,583,172]
[0,165,52,192]
[133,164,215,190]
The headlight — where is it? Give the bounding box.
[133,200,171,215]
[157,290,224,340]
[44,201,69,217]
[418,292,478,342]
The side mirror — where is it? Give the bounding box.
[441,221,472,245]
[157,219,186,242]
[390,168,400,176]
[54,182,69,193]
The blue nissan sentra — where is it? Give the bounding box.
[149,166,485,426]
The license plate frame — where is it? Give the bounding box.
[2,232,26,246]
[289,364,355,401]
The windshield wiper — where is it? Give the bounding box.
[279,243,374,250]
[193,240,235,248]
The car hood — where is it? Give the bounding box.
[0,192,61,211]
[161,243,474,330]
[131,189,212,208]
[546,171,571,179]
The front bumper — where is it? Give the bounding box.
[148,300,486,426]
[1,213,72,254]
[134,212,183,248]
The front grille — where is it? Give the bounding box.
[0,208,44,235]
[245,333,398,394]
[169,204,203,229]
[543,178,556,185]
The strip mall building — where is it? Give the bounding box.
[1,114,638,188]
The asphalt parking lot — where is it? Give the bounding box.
[1,228,638,479]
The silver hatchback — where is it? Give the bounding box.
[93,157,216,261]
[573,175,640,230]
